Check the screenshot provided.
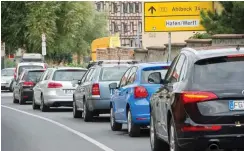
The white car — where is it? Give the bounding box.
[32,67,87,112]
[1,68,15,91]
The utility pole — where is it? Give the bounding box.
[42,33,46,62]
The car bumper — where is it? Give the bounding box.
[44,94,73,107]
[178,135,244,150]
[88,96,110,112]
[1,83,11,89]
[131,98,150,125]
[22,89,33,101]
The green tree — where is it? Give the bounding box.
[1,1,108,64]
[200,2,244,34]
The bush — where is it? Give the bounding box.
[189,32,212,39]
[4,58,16,68]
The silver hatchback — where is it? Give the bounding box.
[32,67,87,112]
[73,63,130,121]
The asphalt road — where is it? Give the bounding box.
[1,91,151,151]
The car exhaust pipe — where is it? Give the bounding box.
[208,143,219,150]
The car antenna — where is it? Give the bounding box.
[236,45,240,51]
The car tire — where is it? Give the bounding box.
[73,100,82,118]
[19,92,25,105]
[32,96,40,110]
[110,106,122,131]
[150,114,169,151]
[169,119,186,151]
[13,93,18,104]
[9,82,13,92]
[127,110,140,137]
[83,101,93,122]
[40,95,49,112]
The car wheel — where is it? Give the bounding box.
[169,119,185,151]
[73,99,82,118]
[32,96,40,110]
[19,92,25,105]
[13,92,18,103]
[110,106,122,131]
[40,95,49,112]
[150,114,169,151]
[83,101,93,122]
[9,82,13,92]
[127,109,140,137]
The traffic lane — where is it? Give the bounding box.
[1,107,102,151]
[1,96,151,151]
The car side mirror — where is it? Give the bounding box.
[109,83,118,90]
[78,80,82,85]
[148,72,162,84]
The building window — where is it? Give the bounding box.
[112,22,118,33]
[122,23,128,33]
[112,2,118,13]
[130,39,135,47]
[139,2,142,13]
[139,22,142,33]
[129,3,134,13]
[97,2,101,11]
[122,3,128,13]
[130,22,134,32]
[135,3,139,13]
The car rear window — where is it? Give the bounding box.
[99,66,128,81]
[18,65,43,75]
[24,71,45,81]
[192,55,244,90]
[53,70,86,81]
[141,66,169,84]
[1,69,15,76]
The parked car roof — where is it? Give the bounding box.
[182,46,244,60]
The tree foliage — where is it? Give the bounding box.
[1,1,108,63]
[200,2,244,34]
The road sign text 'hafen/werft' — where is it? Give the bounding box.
[144,2,214,32]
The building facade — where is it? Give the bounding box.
[95,1,143,48]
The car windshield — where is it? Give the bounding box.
[99,66,128,81]
[19,65,43,75]
[53,70,86,81]
[192,56,244,90]
[141,67,168,84]
[25,71,45,82]
[1,69,15,76]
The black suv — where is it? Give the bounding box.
[150,46,244,151]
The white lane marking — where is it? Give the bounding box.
[1,105,114,151]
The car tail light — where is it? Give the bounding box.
[92,83,100,95]
[14,67,17,80]
[181,91,217,104]
[44,64,47,69]
[228,54,244,58]
[47,82,63,88]
[134,86,148,98]
[23,81,34,87]
[181,125,222,132]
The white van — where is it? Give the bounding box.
[21,53,44,62]
[14,62,47,80]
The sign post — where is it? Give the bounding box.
[42,33,46,61]
[1,42,5,69]
[144,1,213,61]
[168,32,171,63]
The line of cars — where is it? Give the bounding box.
[5,46,244,151]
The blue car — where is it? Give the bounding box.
[109,62,170,137]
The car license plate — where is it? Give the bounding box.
[64,89,74,94]
[229,101,244,111]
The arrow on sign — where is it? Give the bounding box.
[148,6,156,14]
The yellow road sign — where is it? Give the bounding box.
[144,1,214,32]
